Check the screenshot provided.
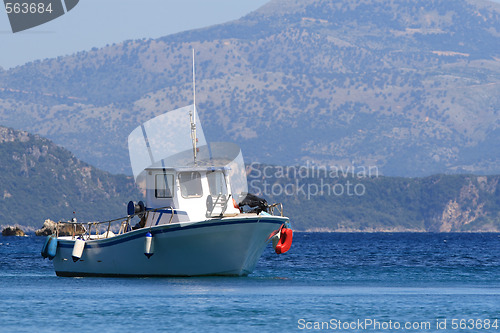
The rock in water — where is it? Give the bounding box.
[35,219,57,236]
[2,226,25,236]
[35,219,85,236]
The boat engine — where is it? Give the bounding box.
[239,193,269,214]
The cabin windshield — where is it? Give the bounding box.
[179,172,203,198]
[207,170,228,196]
[155,174,174,198]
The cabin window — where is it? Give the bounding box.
[207,170,228,196]
[155,174,174,198]
[179,172,203,198]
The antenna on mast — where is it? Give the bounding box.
[190,49,197,164]
[192,48,196,111]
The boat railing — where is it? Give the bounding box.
[55,206,175,240]
[268,203,284,217]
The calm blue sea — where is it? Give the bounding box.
[0,233,499,333]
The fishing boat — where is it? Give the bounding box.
[41,53,293,277]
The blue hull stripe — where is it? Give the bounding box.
[58,218,286,249]
[152,209,188,216]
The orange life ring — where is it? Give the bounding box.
[275,227,293,254]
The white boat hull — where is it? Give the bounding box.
[52,216,287,277]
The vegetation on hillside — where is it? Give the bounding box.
[247,164,500,232]
[0,0,498,176]
[0,126,142,227]
[0,126,498,232]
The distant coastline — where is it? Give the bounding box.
[249,164,500,233]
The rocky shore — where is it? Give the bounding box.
[1,220,86,237]
[35,219,85,236]
[1,226,25,236]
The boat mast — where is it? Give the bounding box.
[190,48,197,164]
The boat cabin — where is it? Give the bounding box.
[142,166,240,226]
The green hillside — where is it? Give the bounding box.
[248,164,500,232]
[0,126,498,232]
[0,126,142,227]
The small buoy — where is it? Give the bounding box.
[275,228,293,254]
[72,237,85,262]
[144,232,154,259]
[46,235,58,260]
[41,235,58,260]
[41,235,52,259]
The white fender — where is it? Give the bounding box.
[72,238,85,262]
[144,232,154,259]
[271,230,281,251]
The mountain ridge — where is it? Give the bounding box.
[0,0,499,176]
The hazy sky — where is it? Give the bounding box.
[0,0,269,69]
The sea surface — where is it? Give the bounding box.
[0,233,499,333]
